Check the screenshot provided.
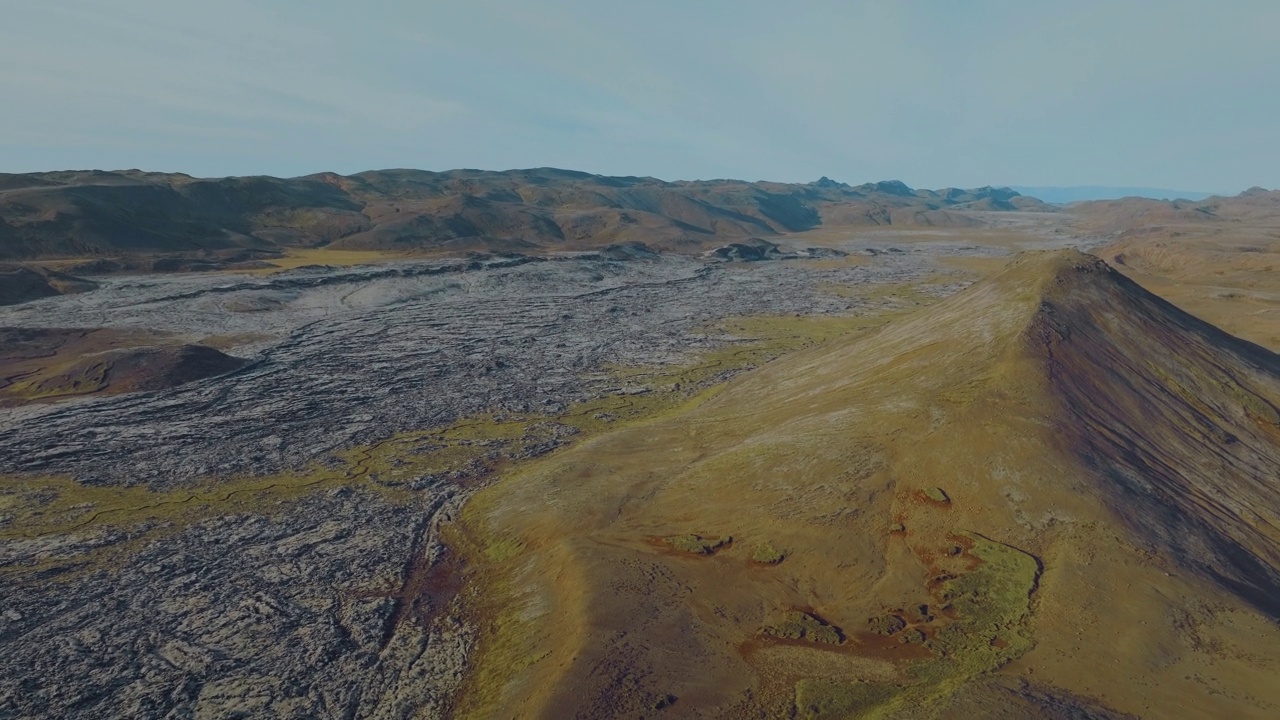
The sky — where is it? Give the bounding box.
[2,1,1277,191]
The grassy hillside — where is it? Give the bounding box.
[453,250,1280,718]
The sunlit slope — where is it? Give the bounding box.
[458,250,1280,719]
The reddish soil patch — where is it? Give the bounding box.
[846,629,935,662]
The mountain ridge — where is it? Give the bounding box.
[1010,185,1217,203]
[0,168,1053,262]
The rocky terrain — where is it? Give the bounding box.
[0,232,1013,719]
[1,250,923,486]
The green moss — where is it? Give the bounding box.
[793,533,1040,719]
[752,540,785,564]
[0,415,575,581]
[927,532,1039,666]
[483,535,527,563]
[866,614,906,636]
[795,679,897,720]
[764,611,843,645]
[898,628,926,645]
[1146,360,1280,427]
[665,533,730,555]
[4,358,110,401]
[1236,385,1280,425]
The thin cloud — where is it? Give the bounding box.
[1,0,1276,189]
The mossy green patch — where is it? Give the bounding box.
[866,614,906,636]
[924,487,950,503]
[927,532,1040,666]
[752,540,785,564]
[796,680,898,720]
[0,418,569,579]
[764,611,843,644]
[795,533,1040,719]
[3,356,111,401]
[666,533,731,555]
[1146,360,1280,427]
[1238,387,1280,425]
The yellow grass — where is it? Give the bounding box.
[238,248,419,274]
[451,250,1280,718]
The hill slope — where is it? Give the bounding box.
[0,330,249,406]
[1073,186,1280,239]
[456,250,1280,719]
[1011,186,1215,203]
[0,169,1053,261]
[0,265,97,305]
[1071,188,1280,352]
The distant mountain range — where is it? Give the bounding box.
[1009,186,1218,203]
[0,168,1051,264]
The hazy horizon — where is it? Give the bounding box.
[0,163,1237,201]
[3,1,1276,191]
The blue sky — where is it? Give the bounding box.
[2,1,1276,191]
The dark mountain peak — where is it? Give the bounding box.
[857,179,915,196]
[968,185,1021,201]
[811,176,847,189]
